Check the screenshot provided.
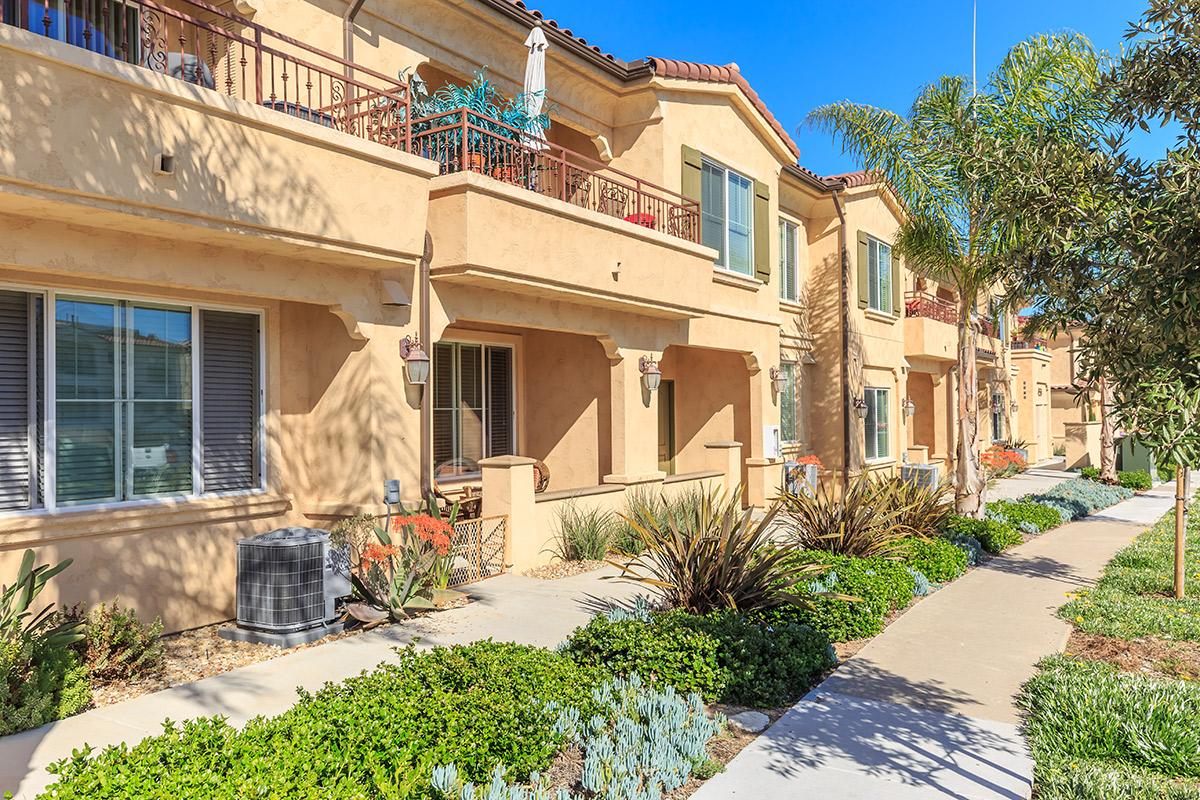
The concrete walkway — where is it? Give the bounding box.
[1,569,642,799]
[694,480,1182,800]
[985,458,1070,501]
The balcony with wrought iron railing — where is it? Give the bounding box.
[1012,337,1050,352]
[904,291,958,326]
[1,0,701,247]
[903,291,958,362]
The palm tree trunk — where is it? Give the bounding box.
[1098,375,1118,483]
[956,303,983,517]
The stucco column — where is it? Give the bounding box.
[480,455,538,570]
[744,362,780,506]
[933,369,955,466]
[603,350,665,486]
[704,441,744,496]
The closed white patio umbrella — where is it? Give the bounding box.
[522,24,549,150]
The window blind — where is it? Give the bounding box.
[0,290,33,511]
[486,346,513,457]
[200,310,260,492]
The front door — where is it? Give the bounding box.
[657,380,676,475]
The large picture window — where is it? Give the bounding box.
[701,158,754,275]
[433,342,514,479]
[864,387,890,461]
[0,288,262,512]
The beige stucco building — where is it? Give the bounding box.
[0,0,1030,631]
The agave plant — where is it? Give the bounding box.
[1,549,83,649]
[609,486,823,614]
[778,473,914,557]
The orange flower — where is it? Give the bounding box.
[797,455,824,468]
[360,542,398,571]
[392,515,454,556]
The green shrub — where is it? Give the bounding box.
[945,515,1023,553]
[561,608,834,707]
[549,502,616,562]
[1021,655,1200,781]
[986,499,1062,534]
[41,641,602,798]
[82,601,165,683]
[1081,466,1100,479]
[1,637,91,737]
[766,552,916,642]
[1118,470,1154,492]
[894,537,969,583]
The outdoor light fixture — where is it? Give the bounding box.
[399,335,430,385]
[1010,400,1020,414]
[769,367,788,394]
[853,396,869,420]
[639,355,662,392]
[903,398,916,418]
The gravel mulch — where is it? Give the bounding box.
[524,559,611,580]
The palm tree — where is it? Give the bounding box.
[809,34,1104,515]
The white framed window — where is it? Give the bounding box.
[779,219,800,302]
[779,361,805,444]
[867,237,893,314]
[433,342,515,479]
[0,287,264,513]
[700,158,754,275]
[863,386,890,461]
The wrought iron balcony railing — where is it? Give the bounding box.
[3,2,701,244]
[903,291,957,325]
[411,109,700,243]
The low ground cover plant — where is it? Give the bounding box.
[1026,479,1134,522]
[986,499,1062,534]
[41,641,606,798]
[894,536,969,583]
[561,605,835,708]
[1021,655,1200,791]
[1062,514,1200,641]
[944,515,1023,554]
[767,551,918,642]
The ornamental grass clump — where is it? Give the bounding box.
[613,487,822,614]
[779,473,916,558]
[549,502,617,562]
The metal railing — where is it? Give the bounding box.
[411,109,701,243]
[903,291,958,325]
[3,0,411,151]
[1012,337,1049,351]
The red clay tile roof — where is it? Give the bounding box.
[824,170,876,188]
[646,58,800,159]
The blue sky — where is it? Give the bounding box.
[530,0,1174,175]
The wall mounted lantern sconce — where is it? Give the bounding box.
[399,335,430,385]
[639,355,662,392]
[1010,400,1020,414]
[853,396,869,420]
[769,367,788,395]
[902,398,916,418]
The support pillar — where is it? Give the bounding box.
[480,455,538,570]
[705,441,744,496]
[603,349,665,486]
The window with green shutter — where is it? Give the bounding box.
[699,157,756,276]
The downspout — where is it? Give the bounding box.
[343,0,367,78]
[419,232,433,503]
[831,187,851,490]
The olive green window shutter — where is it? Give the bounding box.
[753,180,771,283]
[681,146,702,202]
[892,258,903,315]
[856,231,870,309]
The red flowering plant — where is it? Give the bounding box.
[796,455,824,469]
[350,500,460,620]
[981,444,1028,479]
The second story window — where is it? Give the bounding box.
[867,237,893,314]
[779,219,800,302]
[701,158,754,275]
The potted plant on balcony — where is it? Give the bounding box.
[408,68,550,180]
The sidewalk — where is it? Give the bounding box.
[693,481,1183,800]
[1,569,641,799]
